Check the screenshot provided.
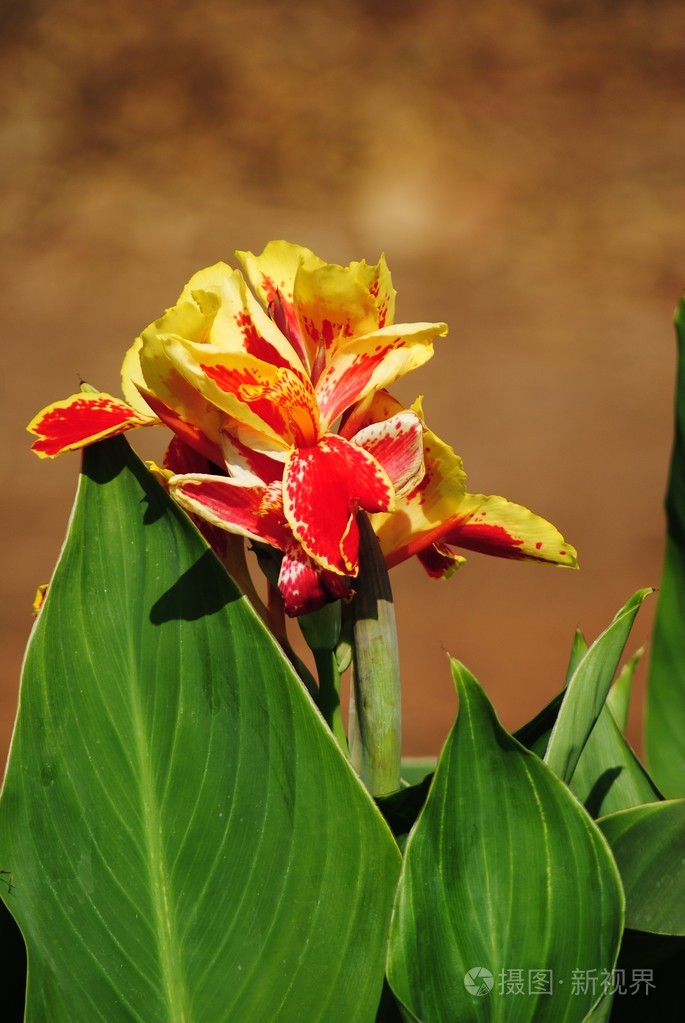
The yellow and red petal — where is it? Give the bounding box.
[133,259,307,418]
[169,474,290,551]
[283,435,394,575]
[365,395,577,570]
[32,583,48,616]
[136,326,228,451]
[278,547,351,617]
[163,336,319,449]
[374,411,469,564]
[138,387,224,466]
[236,241,318,369]
[184,265,309,376]
[314,322,447,431]
[434,493,579,566]
[28,392,154,458]
[121,336,157,417]
[292,254,397,365]
[352,411,425,498]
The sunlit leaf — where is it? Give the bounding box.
[545,590,651,783]
[387,660,624,1023]
[607,647,643,733]
[647,298,685,797]
[0,437,400,1022]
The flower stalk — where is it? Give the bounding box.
[348,512,402,796]
[299,603,347,750]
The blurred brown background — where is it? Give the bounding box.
[2,0,684,767]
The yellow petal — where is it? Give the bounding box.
[293,253,396,358]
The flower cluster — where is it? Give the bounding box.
[29,241,576,614]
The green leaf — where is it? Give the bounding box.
[0,438,401,1022]
[607,647,643,733]
[647,297,685,797]
[598,801,685,936]
[387,660,624,1023]
[513,628,587,759]
[513,690,562,757]
[515,622,657,818]
[544,590,651,783]
[515,681,659,819]
[565,627,588,686]
[568,701,661,818]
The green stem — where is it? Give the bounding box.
[266,582,319,699]
[348,512,402,796]
[313,648,348,752]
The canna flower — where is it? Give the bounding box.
[28,240,577,616]
[29,242,444,612]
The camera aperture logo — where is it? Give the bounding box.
[464,967,494,996]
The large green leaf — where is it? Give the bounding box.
[598,801,685,936]
[544,590,651,784]
[0,438,400,1022]
[647,298,685,797]
[387,660,624,1023]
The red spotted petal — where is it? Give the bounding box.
[352,411,424,497]
[283,435,394,574]
[200,361,318,447]
[278,548,351,617]
[315,322,446,430]
[163,335,319,449]
[388,492,579,569]
[28,393,153,458]
[169,475,290,550]
[235,241,314,369]
[293,254,395,362]
[140,388,224,466]
[438,494,578,565]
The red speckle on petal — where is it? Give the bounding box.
[535,541,542,549]
[234,311,294,371]
[260,273,278,305]
[444,521,526,559]
[30,396,147,456]
[283,435,393,573]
